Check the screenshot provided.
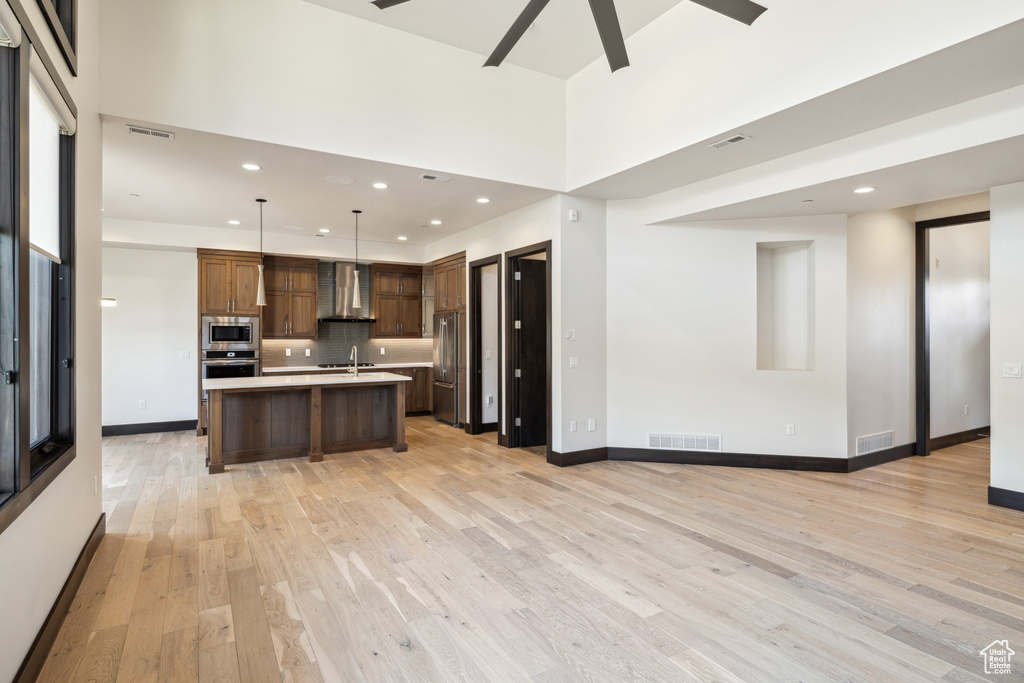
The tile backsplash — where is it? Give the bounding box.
[263,324,432,368]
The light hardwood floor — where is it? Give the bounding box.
[37,420,1024,682]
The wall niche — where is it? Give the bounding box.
[756,240,815,371]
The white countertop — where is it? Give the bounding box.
[262,362,432,374]
[204,372,411,391]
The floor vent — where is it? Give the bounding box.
[126,124,174,140]
[648,433,722,452]
[856,430,894,456]
[419,173,452,182]
[709,134,750,150]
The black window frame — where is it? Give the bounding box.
[35,0,76,76]
[0,34,77,536]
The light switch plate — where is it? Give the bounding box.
[285,348,291,356]
[380,347,386,355]
[1004,363,1022,378]
[569,357,580,368]
[305,349,311,357]
[587,419,596,432]
[570,420,577,432]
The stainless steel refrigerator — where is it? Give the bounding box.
[433,311,459,425]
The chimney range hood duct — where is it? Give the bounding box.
[320,262,375,323]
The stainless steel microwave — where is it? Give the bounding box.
[201,316,259,351]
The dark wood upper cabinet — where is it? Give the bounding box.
[198,250,263,316]
[433,252,467,313]
[372,264,422,338]
[262,256,319,339]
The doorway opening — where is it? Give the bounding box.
[468,256,501,437]
[505,242,551,455]
[916,211,991,457]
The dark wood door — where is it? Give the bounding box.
[263,264,289,292]
[411,367,431,412]
[232,260,262,314]
[457,261,467,310]
[515,259,547,447]
[201,258,232,315]
[434,265,449,312]
[376,271,402,296]
[263,291,289,337]
[375,296,400,336]
[290,292,317,338]
[398,297,421,337]
[399,272,421,297]
[445,266,459,313]
[290,265,318,292]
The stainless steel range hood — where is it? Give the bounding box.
[319,261,375,323]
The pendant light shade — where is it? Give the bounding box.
[352,209,362,309]
[256,198,267,307]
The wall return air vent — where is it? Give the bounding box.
[126,124,174,140]
[856,430,894,456]
[648,433,722,452]
[709,134,750,150]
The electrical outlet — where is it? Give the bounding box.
[285,348,291,357]
[786,424,795,436]
[305,349,311,357]
[486,351,492,360]
[569,357,580,368]
[139,400,146,409]
[380,347,386,356]
[587,418,596,432]
[964,405,969,415]
[570,420,577,432]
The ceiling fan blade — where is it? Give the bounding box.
[485,0,552,68]
[688,0,767,26]
[371,0,414,9]
[587,0,629,72]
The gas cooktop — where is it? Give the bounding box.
[317,363,376,369]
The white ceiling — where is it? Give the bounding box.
[665,135,1024,223]
[301,0,691,79]
[101,115,555,247]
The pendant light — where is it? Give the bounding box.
[351,209,362,309]
[256,198,267,307]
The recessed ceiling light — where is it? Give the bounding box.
[476,197,490,204]
[325,175,355,185]
[319,228,330,233]
[430,220,442,225]
[398,236,408,241]
[242,163,261,171]
[228,220,241,225]
[854,187,875,194]
[373,182,389,189]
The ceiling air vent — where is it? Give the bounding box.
[419,173,453,182]
[709,134,750,150]
[126,124,174,140]
[648,433,722,452]
[856,430,894,456]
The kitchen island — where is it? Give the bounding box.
[202,372,411,474]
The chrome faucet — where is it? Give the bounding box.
[349,345,358,377]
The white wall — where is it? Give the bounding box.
[846,209,916,455]
[480,265,499,424]
[102,247,198,425]
[565,0,1024,189]
[606,211,848,457]
[929,222,990,437]
[989,182,1024,494]
[99,0,566,190]
[0,0,103,679]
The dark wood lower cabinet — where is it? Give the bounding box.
[388,366,431,413]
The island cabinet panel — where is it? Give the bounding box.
[388,367,432,413]
[321,386,396,451]
[220,389,310,463]
[198,249,263,316]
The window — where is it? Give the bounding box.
[36,0,77,74]
[0,32,77,532]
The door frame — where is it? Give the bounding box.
[915,210,990,457]
[504,241,552,455]
[467,255,502,436]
